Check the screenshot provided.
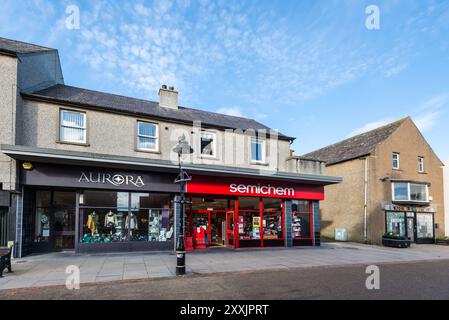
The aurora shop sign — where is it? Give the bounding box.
[21,163,179,192]
[79,172,145,188]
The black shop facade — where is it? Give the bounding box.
[18,162,327,257]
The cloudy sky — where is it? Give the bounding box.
[1,0,449,160]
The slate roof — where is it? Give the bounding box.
[0,37,55,56]
[302,118,408,165]
[23,84,294,140]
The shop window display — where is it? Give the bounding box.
[262,198,283,240]
[238,197,260,240]
[291,200,312,239]
[385,211,406,237]
[79,191,173,244]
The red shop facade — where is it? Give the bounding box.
[183,175,324,250]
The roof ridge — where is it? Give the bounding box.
[42,84,268,125]
[304,117,408,157]
[26,84,293,139]
[0,37,55,52]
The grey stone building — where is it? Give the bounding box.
[0,37,340,257]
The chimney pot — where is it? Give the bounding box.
[158,85,178,109]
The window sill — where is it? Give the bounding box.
[135,149,161,154]
[56,140,90,147]
[392,200,430,206]
[418,172,428,175]
[250,161,269,166]
[199,155,219,160]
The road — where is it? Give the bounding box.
[1,259,449,300]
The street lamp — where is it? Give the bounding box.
[172,134,193,276]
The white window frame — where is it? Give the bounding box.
[392,182,429,203]
[136,121,159,152]
[392,152,400,170]
[59,109,87,144]
[199,130,217,159]
[418,157,425,173]
[250,137,266,164]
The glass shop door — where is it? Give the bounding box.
[416,213,435,244]
[52,207,76,250]
[407,216,415,242]
[226,210,235,248]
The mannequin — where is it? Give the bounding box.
[86,211,98,236]
[104,211,117,235]
[125,212,138,237]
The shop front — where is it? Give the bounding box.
[18,162,326,256]
[384,204,436,244]
[184,175,323,250]
[20,163,178,256]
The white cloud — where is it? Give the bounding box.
[216,107,243,117]
[348,118,394,137]
[411,93,449,132]
[413,112,439,132]
[416,94,449,111]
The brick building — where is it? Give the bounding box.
[444,159,449,236]
[304,117,445,244]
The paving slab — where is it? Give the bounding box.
[1,242,449,290]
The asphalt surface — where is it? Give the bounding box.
[1,259,449,300]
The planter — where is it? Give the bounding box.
[435,239,449,246]
[382,237,412,248]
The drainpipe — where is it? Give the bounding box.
[363,157,369,244]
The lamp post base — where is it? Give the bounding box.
[176,251,186,275]
[176,234,186,276]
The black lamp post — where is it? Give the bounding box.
[172,134,193,276]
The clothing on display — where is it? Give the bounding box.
[104,211,118,228]
[125,213,139,230]
[86,212,98,236]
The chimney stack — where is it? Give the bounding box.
[158,85,178,109]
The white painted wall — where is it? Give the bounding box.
[445,159,449,236]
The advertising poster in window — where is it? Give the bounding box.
[252,217,261,239]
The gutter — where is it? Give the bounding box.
[363,157,369,243]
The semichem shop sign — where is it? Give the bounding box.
[186,175,324,200]
[79,172,145,188]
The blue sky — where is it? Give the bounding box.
[1,0,449,160]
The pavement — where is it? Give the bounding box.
[2,259,449,300]
[1,242,449,290]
